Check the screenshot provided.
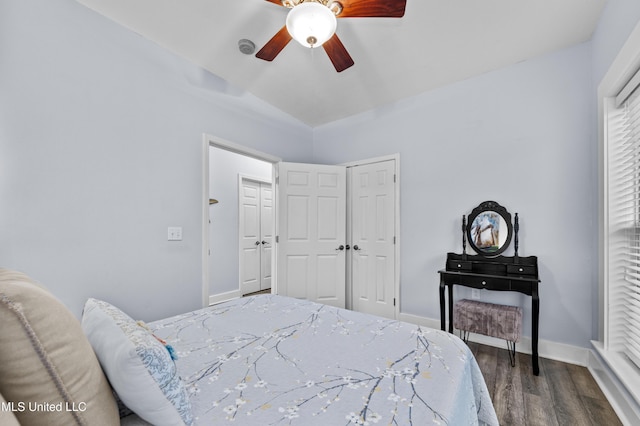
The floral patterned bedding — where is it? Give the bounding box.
[149,294,498,425]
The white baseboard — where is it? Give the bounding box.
[398,312,590,366]
[208,289,242,306]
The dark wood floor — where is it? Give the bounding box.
[467,342,622,426]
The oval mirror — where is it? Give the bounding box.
[466,201,513,257]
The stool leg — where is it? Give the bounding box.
[506,340,516,367]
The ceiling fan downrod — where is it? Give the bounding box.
[281,0,343,16]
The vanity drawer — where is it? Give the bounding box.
[447,260,472,271]
[456,275,498,290]
[507,264,537,276]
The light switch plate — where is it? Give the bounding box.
[168,227,182,241]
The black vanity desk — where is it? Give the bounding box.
[438,252,541,375]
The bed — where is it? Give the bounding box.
[0,269,498,426]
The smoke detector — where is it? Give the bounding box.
[238,39,256,55]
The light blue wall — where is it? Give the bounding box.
[313,43,596,348]
[0,0,313,321]
[591,0,640,86]
[4,0,640,351]
[310,0,640,350]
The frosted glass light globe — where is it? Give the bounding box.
[286,2,337,48]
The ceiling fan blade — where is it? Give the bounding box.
[323,34,354,72]
[256,26,292,61]
[338,0,406,18]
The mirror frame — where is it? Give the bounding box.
[466,201,513,257]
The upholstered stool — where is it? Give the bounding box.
[454,299,522,366]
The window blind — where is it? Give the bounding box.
[608,78,640,369]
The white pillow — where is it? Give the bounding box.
[81,298,193,426]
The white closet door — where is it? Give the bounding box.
[240,180,261,295]
[276,162,346,308]
[260,184,273,291]
[240,179,272,295]
[350,159,396,318]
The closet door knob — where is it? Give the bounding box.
[255,241,260,246]
[336,245,345,251]
[353,245,361,251]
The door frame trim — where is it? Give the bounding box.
[344,153,401,319]
[202,134,281,307]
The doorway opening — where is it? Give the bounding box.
[202,135,280,306]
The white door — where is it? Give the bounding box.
[276,162,346,308]
[240,179,272,295]
[260,184,273,290]
[350,160,396,318]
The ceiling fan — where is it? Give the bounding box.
[255,0,407,72]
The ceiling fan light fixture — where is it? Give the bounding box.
[286,2,337,48]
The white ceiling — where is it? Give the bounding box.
[75,0,607,127]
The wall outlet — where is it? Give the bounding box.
[471,289,481,300]
[168,227,183,241]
